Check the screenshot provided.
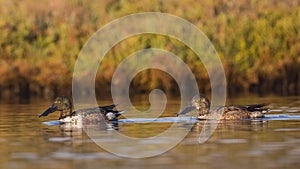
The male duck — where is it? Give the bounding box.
[39,96,123,125]
[177,95,269,120]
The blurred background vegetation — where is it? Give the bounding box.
[0,0,300,101]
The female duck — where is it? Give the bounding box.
[39,96,123,125]
[177,95,269,120]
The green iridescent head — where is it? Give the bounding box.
[39,96,72,119]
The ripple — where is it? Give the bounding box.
[48,137,72,142]
[51,152,118,160]
[118,117,198,123]
[246,150,266,156]
[260,142,286,151]
[289,148,300,155]
[217,139,247,144]
[139,137,175,144]
[11,152,38,160]
[264,114,300,120]
[270,109,283,113]
[90,138,120,143]
[274,128,300,132]
[286,108,300,113]
[43,120,62,126]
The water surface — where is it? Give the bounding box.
[1,96,300,169]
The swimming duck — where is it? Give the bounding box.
[177,95,269,120]
[39,96,123,125]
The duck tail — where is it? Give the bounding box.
[115,110,125,117]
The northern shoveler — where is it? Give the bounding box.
[177,95,269,120]
[39,96,123,125]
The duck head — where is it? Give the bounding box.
[177,95,210,117]
[39,96,72,119]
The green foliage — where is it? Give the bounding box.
[0,0,300,99]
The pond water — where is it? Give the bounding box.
[1,96,300,169]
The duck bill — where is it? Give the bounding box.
[39,105,56,117]
[177,105,195,116]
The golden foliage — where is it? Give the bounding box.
[0,0,300,99]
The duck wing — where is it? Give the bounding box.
[218,106,250,119]
[243,103,269,112]
[98,104,117,110]
[72,104,123,116]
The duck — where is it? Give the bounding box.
[177,95,269,120]
[39,96,124,125]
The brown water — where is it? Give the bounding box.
[1,96,300,169]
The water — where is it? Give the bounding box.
[1,96,300,169]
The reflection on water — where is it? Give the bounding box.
[0,96,300,168]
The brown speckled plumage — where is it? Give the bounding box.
[178,95,269,120]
